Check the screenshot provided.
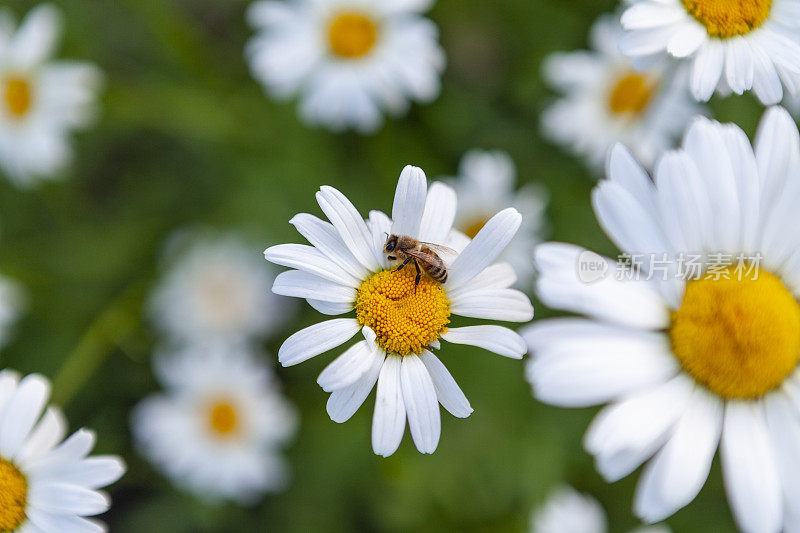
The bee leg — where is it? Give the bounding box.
[393,257,413,272]
[413,260,422,293]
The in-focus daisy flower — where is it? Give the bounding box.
[620,0,800,104]
[265,166,533,457]
[532,485,669,533]
[0,370,125,532]
[131,343,297,503]
[445,149,548,290]
[0,4,102,186]
[148,231,293,345]
[245,0,445,133]
[542,15,701,169]
[524,106,800,532]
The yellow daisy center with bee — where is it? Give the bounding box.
[327,12,379,59]
[608,72,656,116]
[670,266,800,399]
[682,0,771,38]
[3,76,33,119]
[207,399,240,437]
[0,458,27,531]
[356,268,450,356]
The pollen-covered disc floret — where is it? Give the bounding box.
[671,266,800,398]
[681,0,771,38]
[356,268,450,356]
[608,72,656,115]
[0,458,27,531]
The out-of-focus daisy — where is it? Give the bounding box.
[620,0,800,104]
[524,107,800,531]
[542,15,700,169]
[0,4,102,186]
[445,149,548,290]
[245,0,445,133]
[265,165,533,457]
[0,275,24,349]
[148,232,292,345]
[0,370,125,532]
[131,343,297,504]
[532,485,670,533]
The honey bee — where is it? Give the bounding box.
[383,234,456,290]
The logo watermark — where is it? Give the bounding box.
[576,251,762,284]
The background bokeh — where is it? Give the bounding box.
[0,0,770,531]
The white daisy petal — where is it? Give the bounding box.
[278,318,360,366]
[317,328,380,392]
[691,40,725,101]
[391,165,428,238]
[418,181,457,244]
[265,243,360,287]
[25,512,102,533]
[442,325,526,359]
[634,386,722,523]
[419,350,472,418]
[584,374,694,482]
[524,320,679,407]
[400,354,440,454]
[14,407,66,466]
[289,213,368,279]
[0,374,49,458]
[446,262,517,299]
[372,355,406,457]
[327,351,384,423]
[447,208,522,289]
[306,298,352,315]
[316,186,380,271]
[764,390,800,527]
[449,288,533,322]
[272,270,356,302]
[721,401,782,533]
[534,243,669,329]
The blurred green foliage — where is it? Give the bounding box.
[0,0,769,531]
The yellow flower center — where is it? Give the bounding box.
[682,0,772,38]
[3,77,32,119]
[207,400,240,437]
[670,267,800,399]
[327,12,379,59]
[462,216,490,239]
[356,268,450,356]
[0,458,27,531]
[608,72,656,116]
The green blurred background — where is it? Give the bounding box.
[0,0,770,531]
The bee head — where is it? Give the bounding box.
[384,234,398,261]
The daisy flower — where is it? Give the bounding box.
[131,343,297,503]
[445,149,548,290]
[542,14,701,169]
[148,231,293,345]
[0,4,102,186]
[620,0,800,104]
[0,275,24,349]
[265,165,533,457]
[532,485,669,533]
[524,106,800,532]
[0,370,125,532]
[245,0,445,133]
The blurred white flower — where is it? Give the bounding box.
[266,166,533,457]
[149,232,292,345]
[0,4,102,186]
[532,485,669,533]
[131,343,297,504]
[0,370,125,532]
[245,0,445,133]
[541,14,701,170]
[0,275,24,349]
[620,0,800,104]
[524,107,800,531]
[445,149,548,290]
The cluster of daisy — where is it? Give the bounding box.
[541,0,800,171]
[132,232,298,504]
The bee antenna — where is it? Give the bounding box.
[383,232,389,237]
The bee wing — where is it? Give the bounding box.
[419,242,459,262]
